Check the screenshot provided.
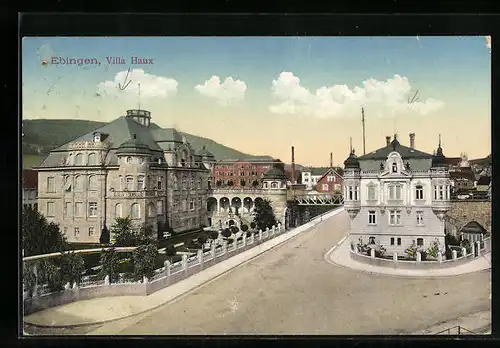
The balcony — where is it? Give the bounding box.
[108,190,166,198]
[212,188,262,194]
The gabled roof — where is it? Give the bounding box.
[357,141,433,161]
[316,167,343,183]
[460,221,488,234]
[477,176,491,185]
[22,169,37,189]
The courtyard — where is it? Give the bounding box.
[24,211,490,335]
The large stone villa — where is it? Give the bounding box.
[35,109,289,243]
[343,133,451,254]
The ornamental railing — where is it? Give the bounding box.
[108,190,167,198]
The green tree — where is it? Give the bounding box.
[132,244,158,281]
[37,260,64,292]
[99,248,121,283]
[209,231,219,241]
[230,226,239,235]
[253,198,277,231]
[111,217,137,247]
[221,228,231,238]
[137,224,156,246]
[22,206,67,257]
[197,234,208,248]
[250,222,256,230]
[23,266,36,297]
[59,252,86,286]
[241,224,249,232]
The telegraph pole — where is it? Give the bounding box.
[361,107,366,155]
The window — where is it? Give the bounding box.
[433,185,438,200]
[75,202,83,217]
[264,182,268,188]
[369,236,375,244]
[240,172,245,176]
[368,211,376,225]
[125,176,133,191]
[126,156,133,164]
[322,184,329,191]
[197,179,202,189]
[93,133,100,142]
[131,203,141,219]
[348,186,353,200]
[392,162,397,173]
[417,238,424,246]
[416,211,424,226]
[304,178,309,182]
[271,182,278,189]
[327,176,335,182]
[137,175,145,190]
[88,153,97,165]
[46,202,55,216]
[367,185,376,200]
[148,203,156,217]
[198,197,202,210]
[157,176,163,190]
[157,200,163,215]
[173,200,178,212]
[88,175,98,191]
[75,175,84,191]
[63,176,72,192]
[74,227,80,236]
[438,185,445,200]
[389,185,402,200]
[115,203,122,219]
[190,179,194,189]
[64,202,71,217]
[390,237,395,245]
[389,210,401,225]
[415,185,424,200]
[354,186,359,200]
[88,227,95,236]
[189,199,195,211]
[88,202,98,217]
[46,177,55,193]
[75,153,84,165]
[397,238,401,245]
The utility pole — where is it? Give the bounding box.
[361,107,366,155]
[138,83,141,110]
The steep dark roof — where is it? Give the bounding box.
[460,221,488,234]
[116,134,153,156]
[357,139,432,161]
[317,168,343,183]
[150,127,183,145]
[477,176,491,186]
[442,157,462,166]
[344,151,360,169]
[263,167,287,179]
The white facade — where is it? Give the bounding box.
[301,171,323,190]
[344,150,450,255]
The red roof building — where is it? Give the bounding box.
[314,168,343,193]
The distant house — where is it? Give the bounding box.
[284,168,302,186]
[314,168,343,193]
[449,170,476,193]
[460,221,488,243]
[476,176,491,192]
[22,169,38,210]
[301,167,343,190]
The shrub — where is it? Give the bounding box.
[59,252,86,286]
[461,239,472,254]
[23,266,36,296]
[420,251,428,261]
[99,248,121,283]
[165,244,176,261]
[197,234,208,245]
[40,261,64,292]
[405,244,419,260]
[132,244,158,281]
[445,233,460,248]
[246,231,252,238]
[230,226,239,234]
[427,240,441,258]
[241,224,249,232]
[210,231,219,240]
[100,225,110,245]
[221,228,232,238]
[250,222,256,229]
[111,217,137,247]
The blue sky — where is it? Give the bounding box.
[22,36,491,166]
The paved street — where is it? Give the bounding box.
[26,211,490,335]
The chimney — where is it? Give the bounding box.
[386,136,391,146]
[409,133,415,149]
[291,146,296,184]
[330,152,333,168]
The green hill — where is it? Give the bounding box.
[22,119,273,168]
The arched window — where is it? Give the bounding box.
[263,182,268,188]
[88,153,97,165]
[131,203,141,219]
[137,175,145,190]
[148,202,156,217]
[75,175,85,191]
[125,176,133,191]
[114,203,122,219]
[126,156,133,164]
[88,175,98,191]
[271,182,278,189]
[75,153,84,165]
[392,162,397,173]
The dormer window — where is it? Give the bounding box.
[392,163,397,173]
[93,133,101,142]
[126,156,133,164]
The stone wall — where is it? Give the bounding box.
[447,200,491,232]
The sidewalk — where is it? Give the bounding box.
[24,209,343,328]
[411,310,491,335]
[326,236,491,278]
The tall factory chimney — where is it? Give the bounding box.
[330,152,333,168]
[386,136,391,146]
[291,146,296,184]
[409,133,415,149]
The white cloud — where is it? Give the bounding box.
[269,72,445,118]
[96,69,178,98]
[195,76,247,106]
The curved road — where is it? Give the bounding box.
[28,211,490,335]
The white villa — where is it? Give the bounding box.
[343,134,451,255]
